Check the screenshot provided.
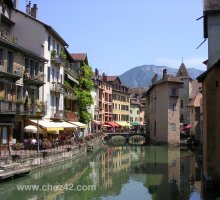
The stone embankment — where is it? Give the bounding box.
[0,137,101,180]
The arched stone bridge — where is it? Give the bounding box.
[103,132,149,144]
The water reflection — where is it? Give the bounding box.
[0,145,202,200]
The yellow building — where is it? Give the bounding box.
[106,76,130,124]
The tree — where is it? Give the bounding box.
[75,63,94,123]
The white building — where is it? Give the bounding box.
[10,3,69,120]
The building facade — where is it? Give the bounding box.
[197,0,220,185]
[107,76,130,123]
[146,69,182,144]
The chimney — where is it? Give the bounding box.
[102,73,107,81]
[95,68,99,77]
[13,0,19,9]
[151,74,158,85]
[26,1,31,15]
[163,69,167,79]
[31,4,38,18]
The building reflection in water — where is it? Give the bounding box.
[0,145,203,200]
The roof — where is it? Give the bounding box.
[106,76,118,82]
[197,59,220,82]
[188,93,202,107]
[147,74,183,94]
[129,88,147,94]
[176,63,191,78]
[71,53,88,65]
[204,0,220,11]
[130,100,141,105]
[13,9,68,46]
[71,53,87,61]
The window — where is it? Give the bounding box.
[35,62,39,76]
[52,39,55,50]
[137,110,140,114]
[172,103,176,111]
[2,127,8,144]
[56,44,60,55]
[171,88,177,96]
[171,123,176,131]
[0,48,3,65]
[52,69,55,82]
[130,110,132,114]
[47,66,50,82]
[48,36,51,51]
[56,71,59,82]
[7,52,13,73]
[180,114,184,122]
[30,60,34,75]
[181,100,183,108]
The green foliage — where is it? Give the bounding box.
[64,80,71,89]
[75,64,94,123]
[59,50,67,60]
[51,50,57,58]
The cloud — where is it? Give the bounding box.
[155,57,207,70]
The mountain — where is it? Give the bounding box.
[119,65,204,88]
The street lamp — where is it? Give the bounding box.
[36,108,41,153]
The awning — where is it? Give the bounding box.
[116,121,131,127]
[69,121,88,128]
[24,125,43,134]
[105,121,119,128]
[67,74,79,84]
[131,121,140,126]
[92,120,103,125]
[29,120,77,132]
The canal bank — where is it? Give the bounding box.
[0,137,102,180]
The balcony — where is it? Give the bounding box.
[23,72,45,87]
[50,82,64,94]
[0,100,16,114]
[51,50,66,66]
[0,28,17,44]
[64,87,77,100]
[18,103,46,117]
[64,110,78,121]
[50,108,63,120]
[0,65,22,81]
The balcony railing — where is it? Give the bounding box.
[24,71,44,81]
[50,82,64,94]
[0,100,16,114]
[0,65,22,78]
[50,108,63,119]
[0,28,17,44]
[64,87,77,99]
[64,110,78,121]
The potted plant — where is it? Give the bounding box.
[0,95,5,100]
[16,99,25,105]
[51,50,57,59]
[59,50,67,61]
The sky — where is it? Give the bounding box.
[18,0,207,75]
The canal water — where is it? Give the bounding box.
[0,144,203,200]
